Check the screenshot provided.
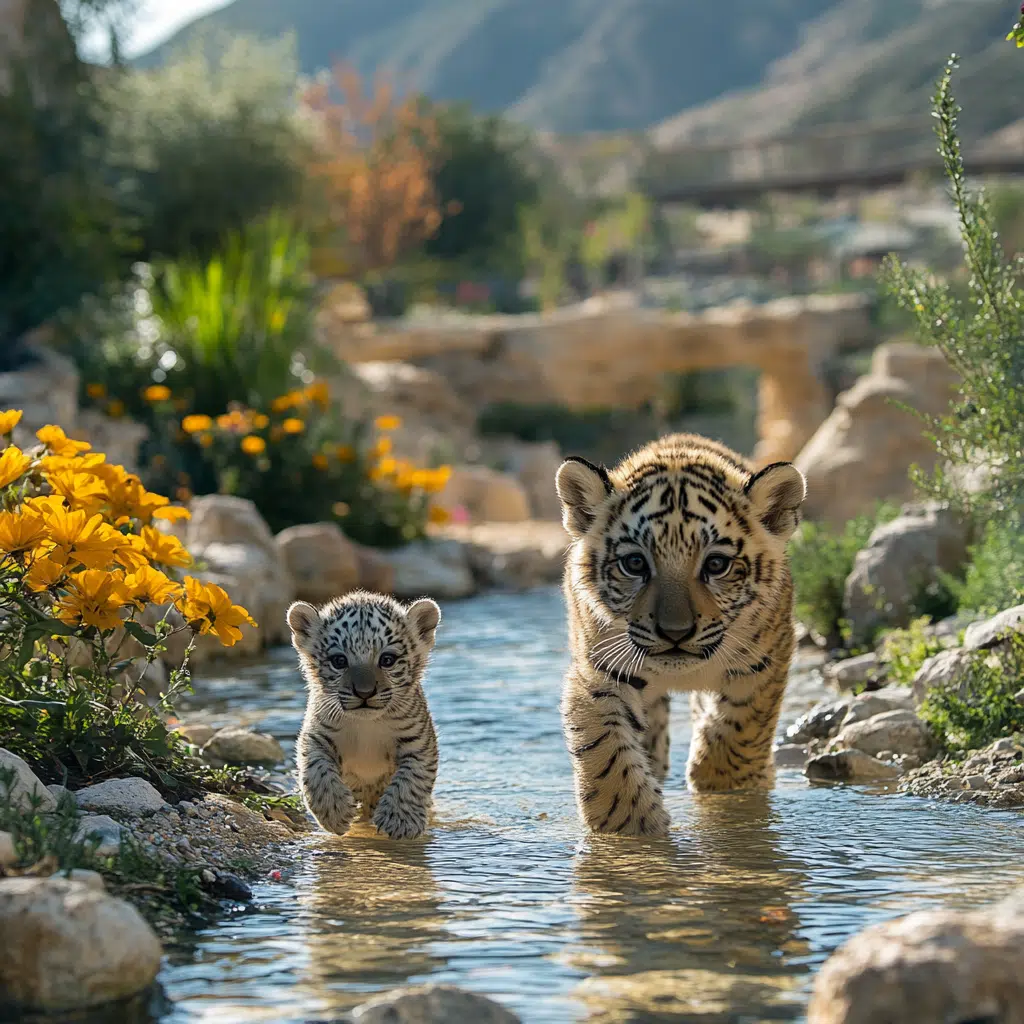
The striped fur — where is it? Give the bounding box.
[287,590,441,840]
[556,433,806,837]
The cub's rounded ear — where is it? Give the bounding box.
[555,456,613,539]
[406,598,441,646]
[745,462,806,540]
[286,601,319,645]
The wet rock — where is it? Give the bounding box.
[443,521,568,591]
[0,830,16,869]
[350,984,521,1023]
[964,604,1024,650]
[384,539,476,600]
[201,727,284,767]
[204,870,252,902]
[911,647,973,706]
[773,744,809,768]
[435,465,532,524]
[73,815,124,857]
[0,749,56,813]
[172,722,217,748]
[75,778,164,818]
[963,774,990,791]
[842,686,915,725]
[0,877,161,1012]
[808,890,1024,1024]
[805,750,901,784]
[828,709,936,761]
[275,522,360,604]
[785,699,851,744]
[825,652,882,691]
[842,502,971,646]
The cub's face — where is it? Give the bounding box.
[287,592,440,721]
[556,450,805,681]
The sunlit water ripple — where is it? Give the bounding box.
[160,586,1024,1023]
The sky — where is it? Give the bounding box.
[82,0,234,59]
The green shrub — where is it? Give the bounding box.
[879,617,948,686]
[951,516,1024,615]
[919,633,1024,754]
[789,504,899,645]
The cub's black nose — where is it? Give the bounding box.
[655,622,697,644]
[350,664,378,699]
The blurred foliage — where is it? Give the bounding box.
[879,617,948,687]
[949,516,1024,616]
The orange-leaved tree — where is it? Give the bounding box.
[302,63,443,279]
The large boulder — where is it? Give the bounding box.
[0,749,56,814]
[481,439,564,521]
[0,343,78,448]
[0,877,161,1013]
[435,465,531,524]
[964,604,1024,651]
[827,709,935,761]
[842,502,971,645]
[74,777,164,818]
[350,985,520,1023]
[808,891,1024,1024]
[795,342,959,526]
[275,523,360,604]
[384,540,475,600]
[200,727,285,768]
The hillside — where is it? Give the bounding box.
[137,0,1021,138]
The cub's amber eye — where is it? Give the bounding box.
[328,653,348,670]
[703,554,732,578]
[619,553,649,578]
[378,652,397,668]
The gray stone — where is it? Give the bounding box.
[173,723,217,748]
[829,709,936,761]
[842,502,971,646]
[73,816,124,858]
[842,686,915,725]
[773,744,809,768]
[201,727,284,767]
[911,647,973,706]
[808,890,1024,1024]
[826,652,882,690]
[0,749,56,813]
[275,522,360,604]
[45,784,71,806]
[0,877,161,1012]
[963,774,990,791]
[988,738,1021,756]
[75,778,164,817]
[63,869,106,891]
[351,985,521,1023]
[385,539,476,600]
[785,699,852,744]
[964,604,1024,650]
[0,830,16,869]
[805,750,901,784]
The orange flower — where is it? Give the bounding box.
[85,383,106,400]
[182,414,213,433]
[270,393,299,413]
[282,418,305,435]
[335,444,356,463]
[199,433,214,448]
[428,505,452,525]
[45,469,109,517]
[37,503,126,570]
[137,525,192,569]
[56,569,131,631]
[0,409,22,435]
[123,564,183,609]
[106,400,125,419]
[372,436,392,458]
[304,381,330,408]
[0,507,47,554]
[0,446,31,488]
[176,576,256,646]
[143,384,171,403]
[23,554,68,592]
[252,413,269,429]
[36,425,91,458]
[374,415,402,431]
[241,435,266,455]
[312,453,328,470]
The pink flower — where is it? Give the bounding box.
[450,504,471,525]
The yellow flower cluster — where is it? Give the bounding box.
[0,411,255,645]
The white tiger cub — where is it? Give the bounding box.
[287,591,441,840]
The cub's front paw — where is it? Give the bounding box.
[372,793,427,840]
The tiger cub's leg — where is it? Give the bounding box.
[562,671,670,837]
[644,694,671,782]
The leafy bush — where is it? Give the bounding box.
[918,633,1024,754]
[951,516,1024,616]
[106,33,306,262]
[0,409,255,791]
[789,504,899,645]
[879,617,948,686]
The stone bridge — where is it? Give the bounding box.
[322,292,873,467]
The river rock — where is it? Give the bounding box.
[0,831,16,869]
[911,647,974,706]
[828,709,935,761]
[353,541,396,594]
[0,876,161,1013]
[785,699,851,744]
[773,744,809,768]
[442,521,568,591]
[825,652,883,691]
[805,750,901,783]
[73,815,124,857]
[201,727,284,767]
[74,778,164,818]
[964,604,1024,650]
[275,522,360,604]
[436,465,532,524]
[841,686,915,726]
[0,749,56,813]
[842,502,971,646]
[808,890,1024,1024]
[172,722,217,748]
[384,539,475,600]
[351,984,521,1023]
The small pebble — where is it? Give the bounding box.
[201,869,216,884]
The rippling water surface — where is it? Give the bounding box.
[162,586,1024,1023]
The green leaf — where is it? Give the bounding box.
[39,619,82,638]
[123,621,160,647]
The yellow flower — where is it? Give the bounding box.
[373,436,392,458]
[252,413,269,429]
[136,525,192,569]
[36,501,126,570]
[45,469,109,517]
[199,433,214,448]
[305,381,330,408]
[0,410,22,435]
[41,452,108,477]
[106,400,125,419]
[56,569,131,631]
[312,453,328,470]
[269,308,286,332]
[0,446,31,488]
[374,415,402,431]
[270,392,299,413]
[182,414,213,433]
[23,555,68,592]
[85,383,106,400]
[0,507,47,554]
[36,425,91,458]
[143,384,172,403]
[241,435,266,455]
[428,505,452,526]
[176,576,256,646]
[369,456,397,482]
[123,564,182,609]
[426,465,452,493]
[282,418,305,435]
[152,504,190,524]
[335,444,355,463]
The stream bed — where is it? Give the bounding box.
[160,586,1024,1023]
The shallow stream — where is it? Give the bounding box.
[161,586,1024,1023]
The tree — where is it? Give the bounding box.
[302,65,443,280]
